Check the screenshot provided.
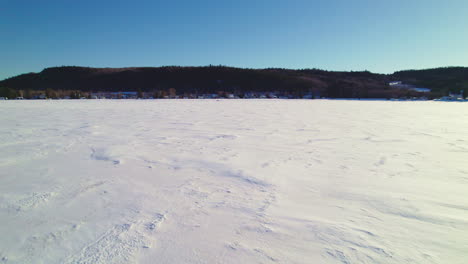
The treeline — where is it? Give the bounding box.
[0,66,320,96]
[0,66,389,98]
[0,87,90,99]
[393,67,468,95]
[1,65,466,98]
[0,87,19,98]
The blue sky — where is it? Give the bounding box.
[1,0,467,79]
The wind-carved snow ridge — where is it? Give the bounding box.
[64,213,166,264]
[65,223,138,264]
[311,223,394,263]
[90,147,124,165]
[1,189,59,214]
[170,159,271,187]
[15,192,57,211]
[146,213,165,232]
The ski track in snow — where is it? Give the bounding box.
[1,100,468,264]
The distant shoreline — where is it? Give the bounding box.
[1,66,467,101]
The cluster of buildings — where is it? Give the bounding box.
[388,81,431,93]
[435,91,466,101]
[1,83,466,101]
[389,81,467,101]
[90,92,139,99]
[88,91,320,100]
[1,91,321,100]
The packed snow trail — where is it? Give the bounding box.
[0,100,467,264]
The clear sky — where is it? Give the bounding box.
[1,0,468,79]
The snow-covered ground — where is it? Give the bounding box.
[0,100,467,264]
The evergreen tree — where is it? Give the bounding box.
[70,91,80,99]
[45,88,57,99]
[0,87,18,98]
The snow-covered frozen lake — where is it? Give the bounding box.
[0,100,467,264]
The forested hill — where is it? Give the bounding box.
[1,66,467,98]
[393,67,468,95]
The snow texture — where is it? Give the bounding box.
[0,99,467,264]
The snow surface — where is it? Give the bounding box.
[0,99,467,264]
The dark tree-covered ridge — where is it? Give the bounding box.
[1,66,466,98]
